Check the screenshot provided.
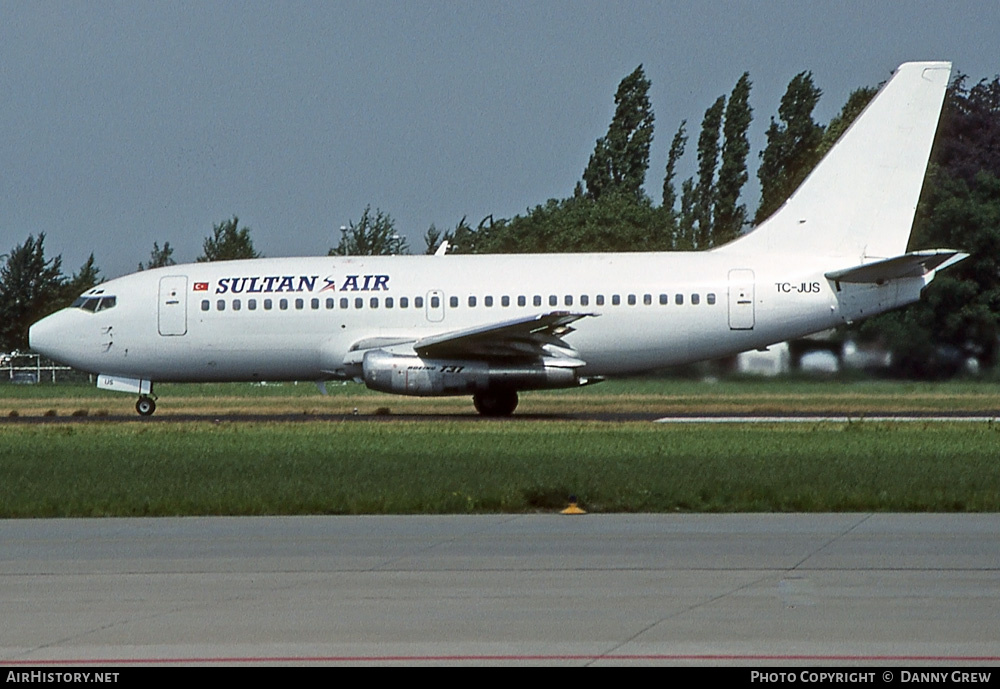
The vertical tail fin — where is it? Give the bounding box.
[718,61,951,260]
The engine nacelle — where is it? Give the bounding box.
[361,349,580,396]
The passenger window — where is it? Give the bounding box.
[295,298,304,310]
[691,294,700,305]
[311,298,319,309]
[370,297,379,308]
[248,299,257,311]
[430,296,439,308]
[233,299,242,311]
[340,298,349,309]
[201,300,209,312]
[707,293,716,305]
[265,299,273,310]
[469,296,477,307]
[449,296,458,308]
[628,294,636,306]
[501,296,510,307]
[596,295,605,306]
[385,297,393,308]
[355,297,364,309]
[217,300,226,311]
[643,294,652,305]
[565,295,573,306]
[416,296,424,308]
[485,296,493,307]
[280,299,289,310]
[400,297,409,308]
[580,295,589,306]
[533,296,541,307]
[659,294,668,305]
[518,296,526,307]
[612,295,620,306]
[549,295,557,306]
[675,294,684,305]
[326,298,335,309]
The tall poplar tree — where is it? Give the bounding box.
[583,65,655,201]
[754,71,824,223]
[694,95,725,248]
[713,72,753,246]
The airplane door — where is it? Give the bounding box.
[426,290,445,322]
[158,276,188,336]
[728,269,755,330]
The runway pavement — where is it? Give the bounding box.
[2,514,999,666]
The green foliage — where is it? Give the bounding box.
[582,65,655,201]
[471,193,669,254]
[139,241,176,270]
[694,95,725,248]
[818,86,876,157]
[330,206,409,256]
[197,216,261,262]
[64,253,101,300]
[0,234,66,351]
[423,216,481,255]
[755,71,824,223]
[4,420,1000,515]
[860,74,1000,377]
[661,120,687,216]
[713,72,753,246]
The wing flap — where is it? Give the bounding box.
[414,311,594,360]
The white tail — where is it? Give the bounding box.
[718,61,951,261]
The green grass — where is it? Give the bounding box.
[3,377,1000,416]
[3,420,1000,516]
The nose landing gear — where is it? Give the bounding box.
[136,395,157,416]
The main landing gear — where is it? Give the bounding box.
[472,389,518,417]
[136,395,157,416]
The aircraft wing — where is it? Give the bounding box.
[825,250,968,284]
[414,312,593,361]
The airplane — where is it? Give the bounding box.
[29,61,965,417]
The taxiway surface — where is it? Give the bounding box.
[2,514,999,666]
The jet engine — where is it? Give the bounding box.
[360,349,580,396]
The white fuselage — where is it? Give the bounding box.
[28,250,927,384]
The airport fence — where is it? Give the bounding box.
[0,352,88,384]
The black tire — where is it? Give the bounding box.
[473,390,518,417]
[136,396,156,416]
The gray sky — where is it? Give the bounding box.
[2,0,999,279]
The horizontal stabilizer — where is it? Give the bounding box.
[825,250,968,284]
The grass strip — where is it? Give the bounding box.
[2,420,999,516]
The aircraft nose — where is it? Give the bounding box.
[28,311,67,360]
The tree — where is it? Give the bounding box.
[582,65,655,201]
[755,71,824,223]
[330,206,409,256]
[713,72,753,246]
[661,120,687,218]
[0,234,65,351]
[64,253,101,300]
[197,216,261,262]
[139,241,176,270]
[817,86,877,157]
[424,217,479,255]
[856,74,1000,376]
[693,95,725,248]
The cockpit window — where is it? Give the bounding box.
[72,296,116,313]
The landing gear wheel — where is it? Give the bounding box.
[136,396,156,417]
[473,390,518,417]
